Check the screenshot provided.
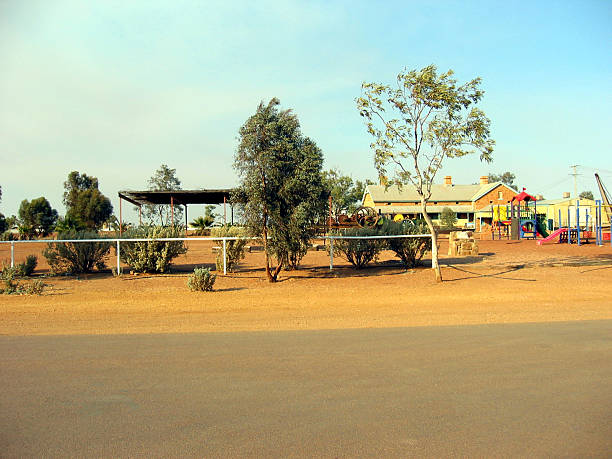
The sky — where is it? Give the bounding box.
[1,0,611,222]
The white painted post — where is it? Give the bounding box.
[222,238,227,275]
[329,236,334,271]
[10,241,15,268]
[116,240,121,274]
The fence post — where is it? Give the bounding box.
[116,240,121,274]
[10,241,15,268]
[222,238,227,275]
[329,236,334,271]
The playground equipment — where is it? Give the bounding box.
[509,189,548,240]
[537,173,611,246]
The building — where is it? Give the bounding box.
[362,176,517,230]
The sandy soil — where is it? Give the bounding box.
[1,238,611,336]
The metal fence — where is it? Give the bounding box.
[1,234,432,274]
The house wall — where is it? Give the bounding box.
[473,184,516,210]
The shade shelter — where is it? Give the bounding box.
[118,189,235,234]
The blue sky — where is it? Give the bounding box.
[1,0,611,221]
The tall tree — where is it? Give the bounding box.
[357,65,494,282]
[63,171,113,230]
[579,190,594,200]
[323,169,372,217]
[488,171,516,189]
[234,98,327,282]
[142,164,183,225]
[18,197,58,238]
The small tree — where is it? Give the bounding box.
[234,98,327,281]
[357,65,494,281]
[191,205,217,234]
[43,231,111,274]
[323,169,372,218]
[18,197,58,238]
[142,164,183,225]
[63,171,113,230]
[440,207,457,229]
[579,191,594,200]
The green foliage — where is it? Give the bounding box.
[25,279,45,295]
[0,213,6,233]
[43,231,111,274]
[0,266,45,295]
[63,171,113,230]
[187,267,216,292]
[234,98,327,280]
[380,219,432,268]
[333,227,385,269]
[120,225,187,273]
[14,255,37,277]
[357,65,495,281]
[579,190,594,200]
[18,197,58,238]
[142,164,183,225]
[212,225,247,273]
[191,206,217,235]
[323,169,372,217]
[440,207,457,229]
[488,171,516,189]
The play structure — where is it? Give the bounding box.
[490,189,548,241]
[537,173,611,246]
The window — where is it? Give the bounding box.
[498,191,503,200]
[457,213,468,219]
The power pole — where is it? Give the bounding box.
[570,165,579,199]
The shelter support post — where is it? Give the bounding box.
[224,196,227,225]
[11,241,14,268]
[171,196,174,226]
[185,204,188,232]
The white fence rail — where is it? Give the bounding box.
[1,234,432,274]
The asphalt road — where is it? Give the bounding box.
[1,321,611,458]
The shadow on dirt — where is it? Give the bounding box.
[444,265,537,282]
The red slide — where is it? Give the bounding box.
[536,228,567,246]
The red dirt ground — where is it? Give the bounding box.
[1,238,611,336]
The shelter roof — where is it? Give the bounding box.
[118,189,234,206]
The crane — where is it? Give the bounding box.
[594,173,612,224]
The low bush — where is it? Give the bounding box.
[16,255,37,277]
[332,227,385,269]
[380,219,432,268]
[212,226,247,273]
[0,266,45,295]
[120,225,187,273]
[43,231,111,274]
[187,267,216,292]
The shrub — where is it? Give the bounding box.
[333,227,385,269]
[1,266,20,294]
[25,279,45,295]
[212,226,247,273]
[187,267,216,292]
[43,231,111,274]
[120,225,187,273]
[16,255,37,277]
[440,207,457,230]
[380,219,432,268]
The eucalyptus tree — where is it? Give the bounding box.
[234,98,327,282]
[63,171,113,230]
[357,65,495,281]
[323,169,372,217]
[143,164,182,225]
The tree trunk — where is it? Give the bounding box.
[420,197,442,282]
